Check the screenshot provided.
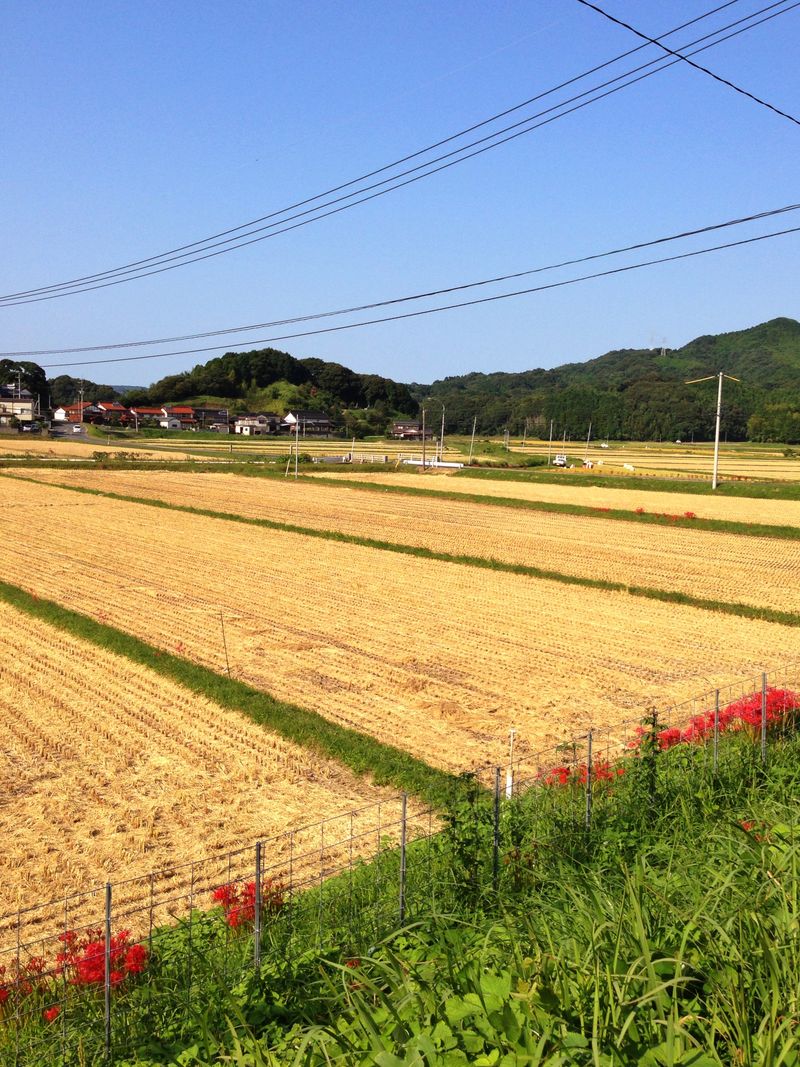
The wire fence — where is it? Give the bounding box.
[2,662,798,1064]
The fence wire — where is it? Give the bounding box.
[2,662,798,1064]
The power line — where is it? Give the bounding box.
[6,200,798,357]
[2,1,793,305]
[576,0,800,127]
[36,224,800,371]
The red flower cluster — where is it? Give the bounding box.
[541,760,624,787]
[0,930,147,1026]
[211,878,285,929]
[55,929,148,987]
[641,687,799,751]
[0,957,47,1005]
[684,511,697,519]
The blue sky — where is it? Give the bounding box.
[2,1,798,386]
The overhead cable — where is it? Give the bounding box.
[36,224,800,370]
[6,200,798,357]
[2,1,794,305]
[576,0,800,127]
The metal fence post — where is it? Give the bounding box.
[399,794,408,925]
[493,768,501,894]
[761,672,768,765]
[254,841,262,971]
[713,689,720,775]
[104,882,112,1063]
[585,730,593,832]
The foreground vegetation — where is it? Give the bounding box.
[4,706,800,1064]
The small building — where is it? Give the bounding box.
[283,411,333,437]
[391,420,432,440]
[0,386,37,425]
[96,401,132,424]
[128,406,167,424]
[158,416,182,431]
[234,412,281,436]
[162,405,197,429]
[53,403,101,424]
[193,406,229,429]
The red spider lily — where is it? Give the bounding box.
[42,1005,61,1023]
[211,878,285,929]
[633,688,800,752]
[634,507,646,514]
[55,929,149,987]
[684,511,697,519]
[541,761,624,787]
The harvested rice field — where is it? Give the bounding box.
[506,440,800,481]
[0,600,409,949]
[306,469,800,528]
[0,434,196,462]
[12,468,800,616]
[0,477,797,777]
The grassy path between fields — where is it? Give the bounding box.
[7,472,800,632]
[0,579,459,806]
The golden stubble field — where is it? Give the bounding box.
[0,435,198,462]
[507,440,800,481]
[13,469,800,616]
[1,477,797,777]
[0,601,410,949]
[307,469,800,528]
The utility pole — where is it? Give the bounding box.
[547,419,553,466]
[438,404,445,462]
[79,381,85,425]
[468,415,477,465]
[686,371,740,489]
[421,407,426,469]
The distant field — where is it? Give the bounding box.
[307,469,800,528]
[0,434,198,462]
[1,478,798,778]
[0,600,405,945]
[15,468,800,616]
[507,439,800,481]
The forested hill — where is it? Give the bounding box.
[418,318,800,442]
[114,348,418,436]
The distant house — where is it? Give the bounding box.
[234,413,281,436]
[53,403,101,424]
[391,420,432,440]
[193,406,229,429]
[163,405,197,429]
[0,385,37,425]
[128,406,166,424]
[158,416,182,431]
[283,411,334,437]
[96,401,132,424]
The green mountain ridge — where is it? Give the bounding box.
[7,317,800,442]
[420,317,800,441]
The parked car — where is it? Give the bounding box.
[73,424,84,434]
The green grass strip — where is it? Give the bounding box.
[7,472,800,631]
[0,578,460,807]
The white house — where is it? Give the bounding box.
[0,386,36,425]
